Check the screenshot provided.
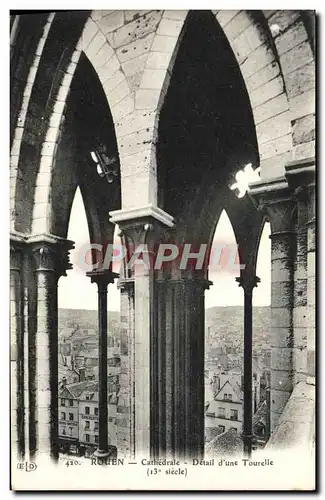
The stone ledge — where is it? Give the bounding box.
[109,204,174,228]
[266,381,315,450]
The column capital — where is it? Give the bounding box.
[10,234,26,271]
[285,157,315,195]
[109,204,174,229]
[236,275,260,293]
[110,204,174,249]
[29,234,74,278]
[249,177,296,233]
[86,269,119,288]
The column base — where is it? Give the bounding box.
[93,448,111,459]
[241,432,256,457]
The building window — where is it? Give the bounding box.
[85,406,90,415]
[85,421,90,430]
[95,407,98,416]
[69,413,74,421]
[61,412,66,420]
[230,409,238,421]
[218,407,225,418]
[224,393,232,401]
[61,399,66,406]
[95,435,98,444]
[218,425,225,433]
[85,395,90,401]
[62,429,66,435]
[85,434,90,443]
[69,427,73,436]
[69,400,73,407]
[94,422,98,431]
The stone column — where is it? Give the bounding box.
[292,190,308,384]
[109,205,174,459]
[87,269,118,458]
[306,182,315,385]
[117,279,135,459]
[285,158,316,386]
[10,239,25,458]
[31,236,74,460]
[249,179,296,432]
[236,275,260,457]
[152,272,210,459]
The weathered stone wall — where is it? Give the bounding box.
[266,381,315,450]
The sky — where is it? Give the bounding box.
[58,188,271,311]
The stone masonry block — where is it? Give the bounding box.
[82,18,98,51]
[66,61,78,75]
[285,62,315,99]
[118,127,156,157]
[271,372,292,393]
[91,10,114,21]
[45,126,59,143]
[275,21,308,57]
[116,110,156,137]
[215,10,239,28]
[151,34,178,53]
[293,140,315,161]
[112,94,135,124]
[280,41,314,76]
[268,11,300,33]
[135,89,161,110]
[96,10,124,34]
[223,11,252,40]
[271,307,292,328]
[126,73,142,92]
[271,326,292,348]
[289,89,315,122]
[113,11,162,49]
[146,50,171,70]
[91,42,114,71]
[241,42,275,80]
[41,141,57,157]
[121,53,148,77]
[232,23,267,64]
[259,134,292,162]
[163,10,187,21]
[254,93,289,125]
[250,75,284,108]
[108,79,130,108]
[85,30,107,59]
[121,170,157,208]
[116,33,155,63]
[157,18,183,37]
[271,347,293,371]
[292,114,315,146]
[246,60,280,92]
[99,54,121,83]
[34,185,49,204]
[124,10,151,23]
[259,150,289,178]
[140,69,167,90]
[120,146,156,177]
[103,69,125,95]
[256,110,291,143]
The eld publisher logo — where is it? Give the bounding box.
[17,462,37,472]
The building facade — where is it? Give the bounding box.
[206,380,243,435]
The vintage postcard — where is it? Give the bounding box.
[10,8,316,491]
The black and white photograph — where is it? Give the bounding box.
[9,8,316,491]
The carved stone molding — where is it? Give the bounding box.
[249,177,296,234]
